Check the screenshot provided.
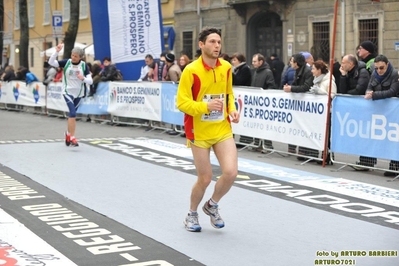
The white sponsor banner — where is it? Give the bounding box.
[0,209,78,265]
[0,82,8,103]
[232,88,328,150]
[46,82,69,112]
[107,81,161,120]
[107,0,163,64]
[2,81,46,107]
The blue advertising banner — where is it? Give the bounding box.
[89,0,164,81]
[78,82,109,115]
[331,95,399,160]
[161,83,183,126]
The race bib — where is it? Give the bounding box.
[201,93,225,122]
[69,65,81,80]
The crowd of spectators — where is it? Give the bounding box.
[9,40,395,176]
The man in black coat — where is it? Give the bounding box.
[270,53,285,88]
[283,53,317,159]
[101,57,120,81]
[339,54,371,169]
[251,53,275,90]
[249,53,275,150]
[355,54,399,174]
[339,54,370,95]
[283,53,314,93]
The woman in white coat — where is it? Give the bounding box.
[310,60,337,97]
[310,60,337,164]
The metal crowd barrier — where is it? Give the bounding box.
[2,79,398,181]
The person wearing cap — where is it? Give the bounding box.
[300,51,314,68]
[164,53,182,82]
[357,40,376,74]
[48,43,93,147]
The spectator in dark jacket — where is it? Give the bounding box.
[283,53,317,159]
[15,66,29,81]
[251,53,275,90]
[89,60,103,96]
[357,40,376,74]
[365,55,398,100]
[1,65,16,81]
[231,52,251,86]
[281,65,295,88]
[353,54,399,174]
[339,54,370,95]
[100,57,119,81]
[283,53,314,93]
[270,53,285,87]
[333,58,341,92]
[339,54,371,170]
[250,53,275,151]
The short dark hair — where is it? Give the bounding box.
[103,56,111,62]
[313,60,329,74]
[253,53,265,63]
[374,54,389,64]
[231,52,246,63]
[145,54,153,60]
[198,27,221,43]
[291,53,305,67]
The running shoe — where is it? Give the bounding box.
[70,138,79,147]
[202,202,225,229]
[65,132,71,146]
[184,213,201,232]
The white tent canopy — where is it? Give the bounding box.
[84,44,94,56]
[40,42,94,57]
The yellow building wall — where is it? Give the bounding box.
[4,0,93,79]
[3,0,175,79]
[162,0,175,25]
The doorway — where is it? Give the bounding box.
[247,11,283,64]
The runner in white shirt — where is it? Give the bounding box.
[48,43,93,147]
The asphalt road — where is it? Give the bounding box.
[0,109,398,266]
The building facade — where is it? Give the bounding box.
[3,0,93,79]
[2,0,398,80]
[3,0,177,79]
[173,0,399,69]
